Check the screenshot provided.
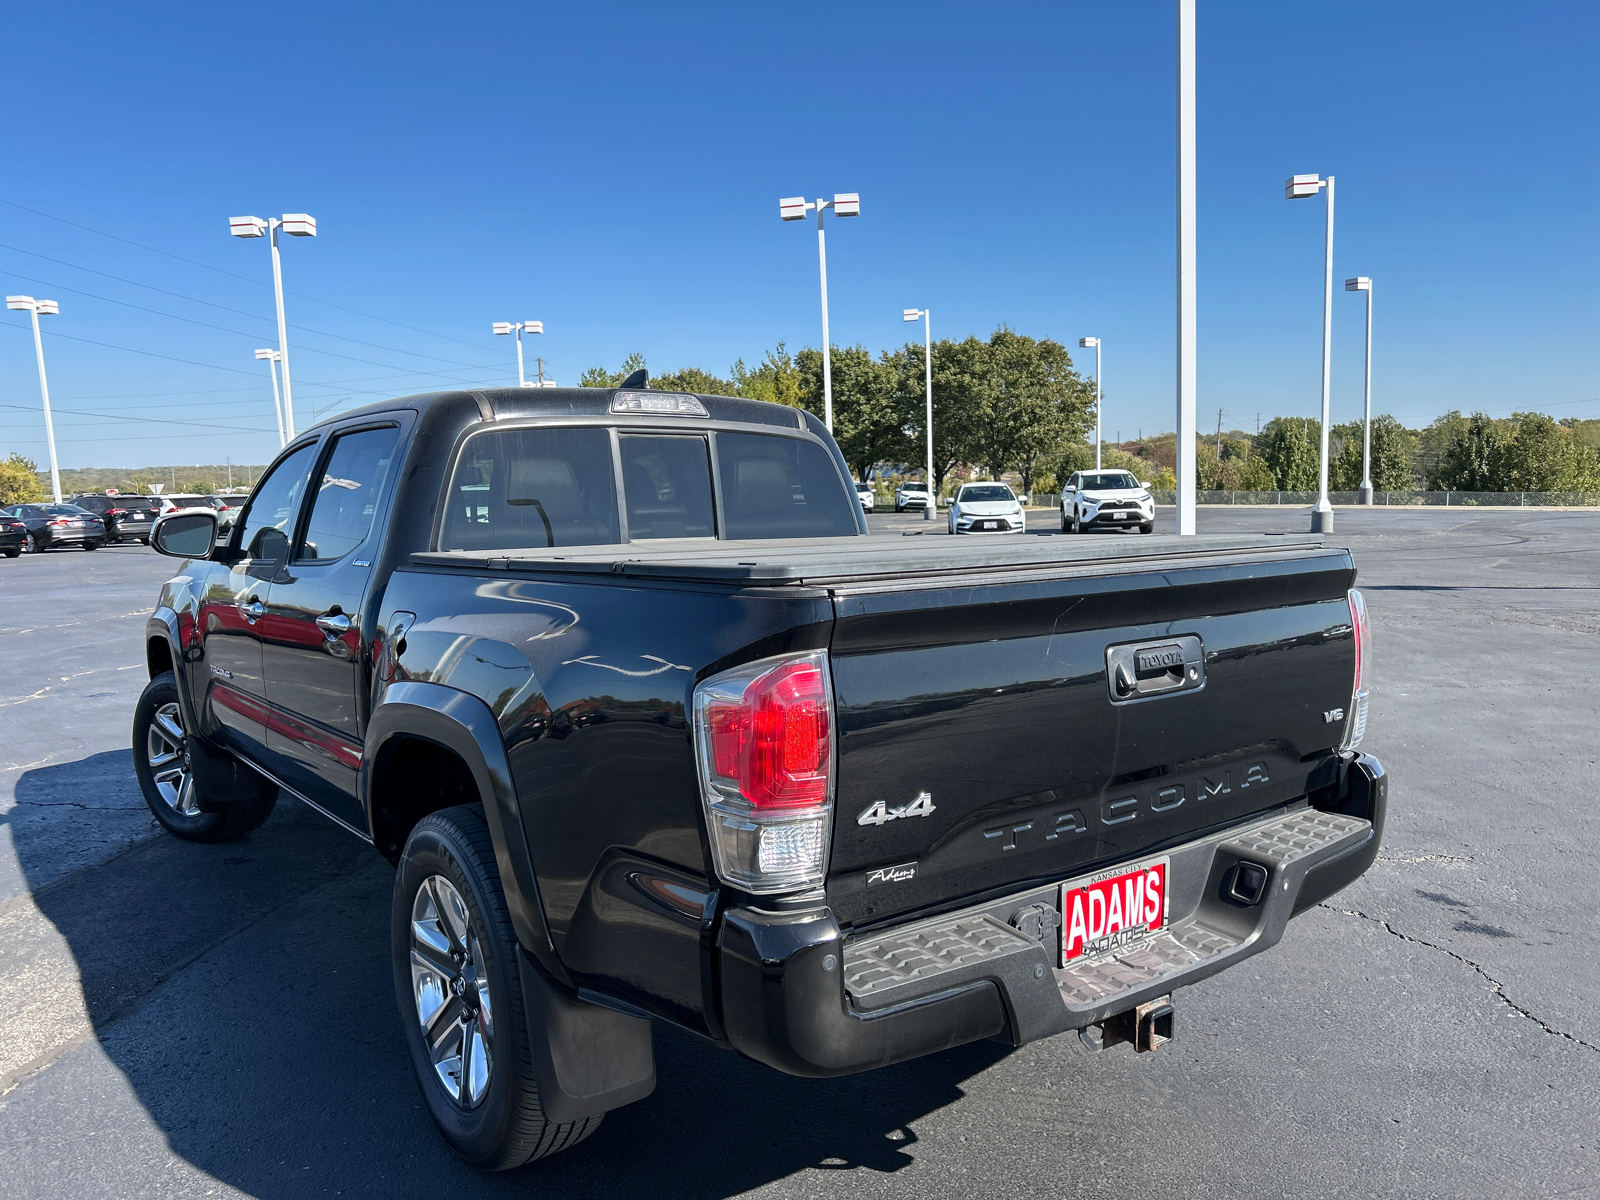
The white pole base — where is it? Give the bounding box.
[1358,484,1374,506]
[1310,508,1335,533]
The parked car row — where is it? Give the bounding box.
[0,493,241,555]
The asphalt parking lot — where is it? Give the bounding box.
[2,508,1597,1198]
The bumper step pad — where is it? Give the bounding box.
[842,805,1373,1019]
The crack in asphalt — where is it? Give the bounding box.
[1323,904,1599,1054]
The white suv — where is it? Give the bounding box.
[855,481,876,512]
[947,482,1025,534]
[894,482,932,512]
[1060,470,1154,534]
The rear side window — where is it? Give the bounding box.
[715,433,858,540]
[297,426,400,562]
[621,435,715,539]
[441,426,620,551]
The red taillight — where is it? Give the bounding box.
[108,508,127,517]
[706,660,831,809]
[1344,589,1370,751]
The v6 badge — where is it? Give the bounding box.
[858,791,936,828]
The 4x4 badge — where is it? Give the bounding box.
[857,791,936,828]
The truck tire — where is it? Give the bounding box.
[132,672,277,842]
[393,806,602,1170]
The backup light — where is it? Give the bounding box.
[1342,589,1370,751]
[609,391,708,417]
[694,651,835,893]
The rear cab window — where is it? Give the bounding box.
[438,419,860,552]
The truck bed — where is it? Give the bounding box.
[412,531,1326,586]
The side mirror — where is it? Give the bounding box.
[151,511,218,560]
[1140,481,1152,489]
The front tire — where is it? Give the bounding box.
[394,806,602,1170]
[132,672,277,842]
[1140,522,1154,534]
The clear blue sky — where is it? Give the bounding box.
[1,1,1595,469]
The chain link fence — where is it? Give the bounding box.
[1135,490,1600,507]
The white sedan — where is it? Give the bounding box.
[947,482,1026,534]
[1060,470,1154,533]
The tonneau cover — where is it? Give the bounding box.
[411,532,1325,587]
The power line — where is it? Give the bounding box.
[0,197,500,351]
[0,401,273,434]
[0,250,508,370]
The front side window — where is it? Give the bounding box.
[621,434,715,539]
[715,432,858,540]
[237,442,317,568]
[441,426,620,551]
[297,426,401,562]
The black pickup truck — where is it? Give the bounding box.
[137,384,1385,1170]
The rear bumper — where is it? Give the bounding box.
[717,753,1385,1078]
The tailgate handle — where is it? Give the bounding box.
[1106,636,1204,704]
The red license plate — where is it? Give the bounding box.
[1061,856,1169,965]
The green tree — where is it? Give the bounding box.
[1414,411,1470,487]
[1431,412,1505,490]
[795,345,903,481]
[1257,417,1322,490]
[578,352,647,388]
[649,366,740,395]
[0,454,44,505]
[1497,412,1600,491]
[731,343,805,409]
[1331,415,1416,491]
[962,328,1093,494]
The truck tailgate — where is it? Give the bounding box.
[825,547,1357,927]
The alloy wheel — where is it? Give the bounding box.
[145,701,199,815]
[410,875,495,1108]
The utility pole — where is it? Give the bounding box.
[1216,409,1224,461]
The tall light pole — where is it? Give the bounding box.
[1286,174,1335,532]
[780,193,860,432]
[1176,0,1197,535]
[254,348,286,448]
[1080,337,1103,468]
[493,320,544,387]
[230,214,316,439]
[1346,276,1374,505]
[6,295,63,502]
[904,308,935,521]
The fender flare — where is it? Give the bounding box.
[145,608,203,735]
[363,680,568,985]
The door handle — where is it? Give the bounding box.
[244,597,265,623]
[316,611,352,638]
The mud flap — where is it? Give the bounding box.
[517,947,656,1123]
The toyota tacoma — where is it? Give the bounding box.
[136,382,1385,1170]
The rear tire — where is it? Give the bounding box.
[2,548,17,558]
[132,672,277,842]
[84,540,101,551]
[22,533,36,554]
[394,806,602,1171]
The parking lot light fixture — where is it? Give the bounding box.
[230,213,316,439]
[6,294,63,502]
[493,320,544,387]
[779,192,860,432]
[1080,338,1103,468]
[255,348,286,448]
[1346,276,1374,505]
[904,308,934,520]
[1285,174,1335,533]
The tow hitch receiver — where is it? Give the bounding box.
[1079,995,1175,1054]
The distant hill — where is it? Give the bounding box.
[41,464,267,497]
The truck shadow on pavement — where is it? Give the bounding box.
[11,758,1013,1199]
